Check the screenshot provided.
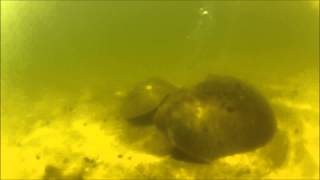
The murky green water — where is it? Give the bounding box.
[1,1,319,179]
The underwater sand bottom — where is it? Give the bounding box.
[1,71,319,179]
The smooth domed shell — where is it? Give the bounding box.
[120,78,177,125]
[154,75,276,162]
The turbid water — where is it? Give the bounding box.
[1,1,319,179]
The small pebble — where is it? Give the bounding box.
[63,158,69,164]
[83,157,95,164]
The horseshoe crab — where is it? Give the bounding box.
[120,78,177,125]
[153,75,276,162]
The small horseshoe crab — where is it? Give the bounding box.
[120,78,177,125]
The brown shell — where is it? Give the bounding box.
[120,78,177,125]
[154,75,276,162]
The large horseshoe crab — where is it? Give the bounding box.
[153,75,277,162]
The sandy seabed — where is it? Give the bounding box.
[1,70,319,179]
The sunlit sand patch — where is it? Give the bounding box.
[1,102,163,179]
[271,98,316,112]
